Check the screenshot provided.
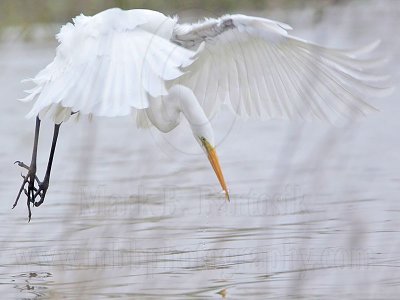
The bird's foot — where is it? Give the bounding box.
[13,161,48,222]
[32,179,49,208]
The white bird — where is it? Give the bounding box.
[14,8,391,221]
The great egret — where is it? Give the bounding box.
[14,8,390,221]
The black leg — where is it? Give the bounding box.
[14,116,41,221]
[14,117,62,221]
[34,123,61,207]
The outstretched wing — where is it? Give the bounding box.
[21,8,196,123]
[173,15,392,123]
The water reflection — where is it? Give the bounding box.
[8,272,51,299]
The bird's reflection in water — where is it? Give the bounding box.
[217,288,228,299]
[11,272,52,299]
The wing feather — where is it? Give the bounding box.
[21,9,197,122]
[173,14,392,123]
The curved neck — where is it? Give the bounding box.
[146,85,214,143]
[170,85,214,143]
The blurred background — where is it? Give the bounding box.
[0,0,347,42]
[0,0,399,299]
[0,0,344,25]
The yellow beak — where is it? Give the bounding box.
[202,139,230,201]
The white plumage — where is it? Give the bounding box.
[21,8,390,125]
[173,15,390,122]
[21,8,196,123]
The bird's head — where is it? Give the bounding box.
[175,82,230,201]
[196,135,230,201]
